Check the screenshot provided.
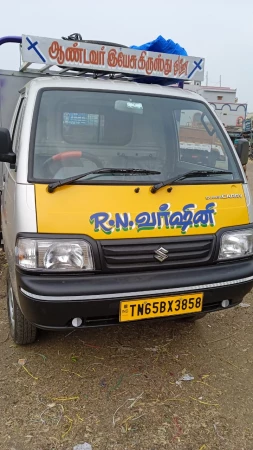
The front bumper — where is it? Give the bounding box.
[16,259,253,329]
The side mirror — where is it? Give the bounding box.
[234,138,249,166]
[0,128,16,164]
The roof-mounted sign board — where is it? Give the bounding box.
[21,35,205,81]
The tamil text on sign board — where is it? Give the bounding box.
[22,35,205,81]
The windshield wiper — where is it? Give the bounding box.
[151,169,233,193]
[47,168,161,193]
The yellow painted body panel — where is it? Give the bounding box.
[35,183,249,238]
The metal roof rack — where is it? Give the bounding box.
[0,35,205,87]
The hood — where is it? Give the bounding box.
[35,183,249,238]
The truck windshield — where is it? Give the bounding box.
[31,89,242,184]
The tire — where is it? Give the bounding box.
[180,313,207,323]
[7,273,37,345]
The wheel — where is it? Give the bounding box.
[7,273,37,345]
[180,313,207,322]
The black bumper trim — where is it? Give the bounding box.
[16,258,253,301]
[18,281,253,329]
[20,273,253,301]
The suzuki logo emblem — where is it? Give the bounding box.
[154,247,169,262]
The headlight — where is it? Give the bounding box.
[219,229,253,260]
[15,238,94,271]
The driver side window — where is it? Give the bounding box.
[12,98,26,166]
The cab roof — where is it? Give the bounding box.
[24,75,206,103]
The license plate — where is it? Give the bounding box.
[119,293,203,322]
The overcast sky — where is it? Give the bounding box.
[1,0,253,110]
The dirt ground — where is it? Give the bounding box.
[1,166,253,450]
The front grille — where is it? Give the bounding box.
[99,235,215,272]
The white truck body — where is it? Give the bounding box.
[1,34,252,347]
[0,70,45,188]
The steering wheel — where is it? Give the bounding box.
[42,151,103,177]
